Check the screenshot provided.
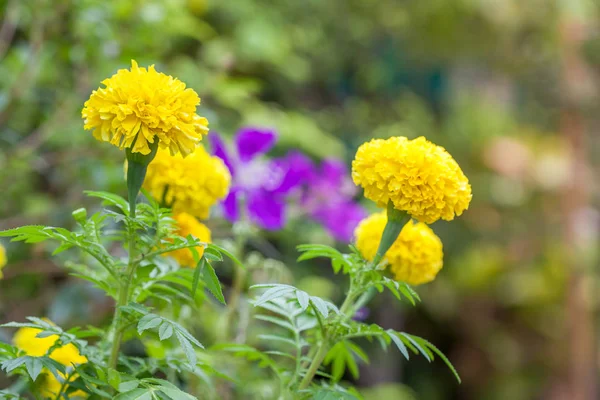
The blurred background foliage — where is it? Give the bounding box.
[1,0,600,399]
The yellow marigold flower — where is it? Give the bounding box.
[144,145,231,219]
[354,212,443,285]
[167,212,211,268]
[82,60,208,156]
[0,243,6,279]
[13,323,88,398]
[352,136,472,224]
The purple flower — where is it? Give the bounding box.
[352,307,370,321]
[301,159,367,242]
[209,127,310,230]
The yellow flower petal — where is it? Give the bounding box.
[82,60,208,157]
[352,136,472,224]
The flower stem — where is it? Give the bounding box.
[108,225,137,370]
[298,342,330,390]
[298,281,358,389]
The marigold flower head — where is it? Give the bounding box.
[352,136,472,224]
[82,60,208,157]
[354,212,443,285]
[144,145,231,219]
[167,212,211,268]
[13,322,87,397]
[0,243,6,279]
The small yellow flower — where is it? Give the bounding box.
[0,243,6,279]
[13,323,88,398]
[82,60,208,157]
[144,145,231,219]
[167,212,212,267]
[352,136,472,224]
[354,212,443,285]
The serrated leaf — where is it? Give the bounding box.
[399,333,431,362]
[113,388,153,400]
[254,286,294,307]
[202,247,223,261]
[419,338,461,383]
[201,261,225,304]
[254,315,295,331]
[175,331,196,367]
[387,331,410,360]
[24,357,43,381]
[158,323,174,341]
[296,291,309,311]
[191,258,205,298]
[137,315,163,335]
[207,243,245,270]
[118,379,140,393]
[85,191,129,213]
[309,297,329,318]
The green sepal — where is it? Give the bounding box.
[125,139,158,217]
[373,201,411,266]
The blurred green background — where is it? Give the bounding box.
[1,0,599,399]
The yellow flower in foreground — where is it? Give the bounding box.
[354,212,443,285]
[13,323,88,398]
[352,136,472,224]
[82,60,208,156]
[0,243,6,279]
[144,145,231,219]
[167,212,212,267]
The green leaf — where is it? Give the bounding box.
[113,388,153,400]
[296,291,310,311]
[201,261,225,304]
[175,331,196,367]
[202,247,223,261]
[158,323,174,341]
[85,191,129,213]
[137,314,163,335]
[207,243,245,270]
[254,285,295,307]
[108,368,121,390]
[118,379,140,393]
[386,331,410,360]
[309,297,329,318]
[24,357,43,381]
[399,333,431,362]
[144,379,197,400]
[412,335,461,383]
[191,258,206,298]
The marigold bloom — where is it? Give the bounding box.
[354,212,443,285]
[352,136,472,224]
[82,60,208,156]
[14,323,88,398]
[144,145,231,219]
[0,243,6,279]
[167,212,211,267]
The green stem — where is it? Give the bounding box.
[108,229,137,370]
[298,341,330,390]
[298,281,358,389]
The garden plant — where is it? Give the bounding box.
[0,60,471,399]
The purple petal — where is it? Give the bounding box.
[321,159,347,186]
[246,189,286,230]
[312,201,368,242]
[209,133,236,175]
[235,127,278,163]
[222,188,241,222]
[270,151,313,194]
[352,307,370,321]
